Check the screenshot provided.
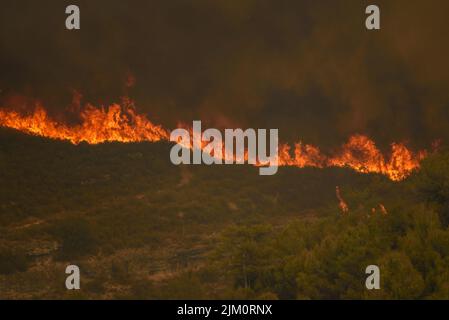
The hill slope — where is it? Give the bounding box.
[1,128,447,299]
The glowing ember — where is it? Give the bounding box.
[0,99,426,181]
[336,186,349,214]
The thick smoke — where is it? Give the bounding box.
[1,0,448,149]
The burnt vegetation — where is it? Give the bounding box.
[1,127,449,299]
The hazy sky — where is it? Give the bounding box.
[1,0,449,148]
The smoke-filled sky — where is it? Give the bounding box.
[1,0,448,149]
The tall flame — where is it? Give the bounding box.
[0,100,168,144]
[0,99,426,181]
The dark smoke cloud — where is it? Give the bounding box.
[1,0,448,149]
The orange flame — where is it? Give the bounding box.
[277,135,426,181]
[0,99,427,181]
[0,99,168,144]
[328,135,426,181]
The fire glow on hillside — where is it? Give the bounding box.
[0,99,427,181]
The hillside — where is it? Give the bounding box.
[1,128,448,299]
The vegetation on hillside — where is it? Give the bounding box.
[0,128,448,299]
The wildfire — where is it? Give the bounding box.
[0,99,426,181]
[0,100,168,144]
